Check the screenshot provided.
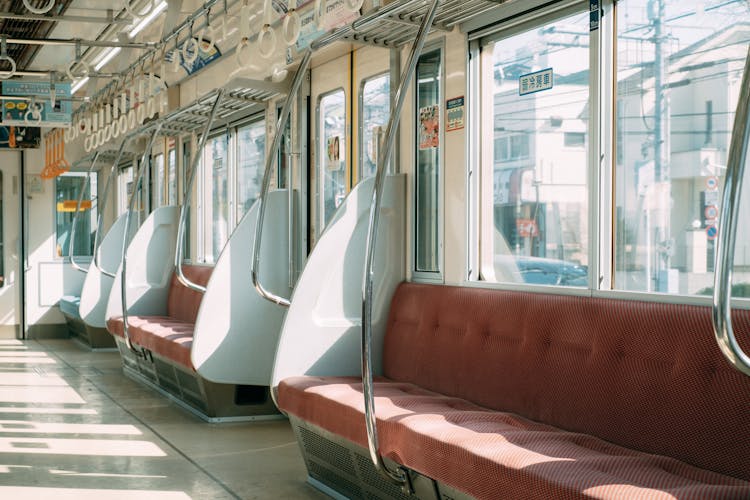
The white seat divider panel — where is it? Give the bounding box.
[106,206,179,322]
[271,175,405,389]
[192,190,290,385]
[79,213,137,328]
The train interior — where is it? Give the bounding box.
[0,0,748,498]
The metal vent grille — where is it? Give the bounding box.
[356,454,413,500]
[308,461,364,499]
[299,426,357,477]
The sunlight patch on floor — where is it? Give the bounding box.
[0,372,69,386]
[0,437,166,457]
[0,486,192,499]
[0,386,86,404]
[0,421,141,436]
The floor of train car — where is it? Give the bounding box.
[0,338,327,500]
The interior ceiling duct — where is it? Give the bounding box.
[0,0,73,71]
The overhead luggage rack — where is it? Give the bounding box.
[313,0,503,48]
[121,82,284,141]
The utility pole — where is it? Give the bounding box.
[649,0,672,291]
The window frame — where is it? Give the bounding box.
[411,40,446,283]
[466,0,750,309]
[315,87,348,236]
[358,71,391,182]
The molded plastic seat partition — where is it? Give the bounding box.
[106,206,179,321]
[192,190,290,385]
[278,283,750,499]
[270,175,406,388]
[78,213,135,328]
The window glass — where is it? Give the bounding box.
[361,74,390,179]
[481,11,590,286]
[415,50,442,274]
[56,172,98,257]
[614,0,750,295]
[152,153,165,207]
[318,89,346,232]
[182,140,191,260]
[238,120,266,219]
[168,146,177,205]
[202,134,229,262]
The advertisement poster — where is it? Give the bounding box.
[180,37,222,75]
[418,104,440,150]
[296,0,360,50]
[2,81,72,128]
[0,125,41,149]
[446,96,465,132]
[326,135,342,170]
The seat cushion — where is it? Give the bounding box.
[59,295,81,319]
[383,283,750,481]
[167,265,213,324]
[106,316,194,370]
[278,376,750,500]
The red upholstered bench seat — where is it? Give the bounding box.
[107,315,194,369]
[106,265,212,371]
[279,376,750,500]
[278,283,750,499]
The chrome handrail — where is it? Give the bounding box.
[251,49,312,307]
[120,123,164,354]
[361,0,440,488]
[174,88,225,293]
[68,151,101,273]
[92,140,132,278]
[712,46,750,377]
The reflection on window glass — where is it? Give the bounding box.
[415,50,441,274]
[238,120,266,220]
[318,89,346,232]
[483,11,590,287]
[202,134,229,262]
[615,0,750,295]
[56,173,98,257]
[168,147,177,205]
[361,74,390,179]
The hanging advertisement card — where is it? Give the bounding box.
[1,81,72,128]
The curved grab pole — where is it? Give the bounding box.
[93,140,132,278]
[174,89,225,292]
[361,0,441,488]
[712,46,750,377]
[68,151,102,273]
[251,49,312,307]
[120,123,164,354]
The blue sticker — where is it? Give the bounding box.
[590,0,600,31]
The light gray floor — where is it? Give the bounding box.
[0,338,328,500]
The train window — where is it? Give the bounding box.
[360,73,390,180]
[614,0,750,295]
[168,145,177,206]
[199,133,230,263]
[152,153,165,208]
[317,89,347,232]
[477,9,590,287]
[182,138,192,260]
[414,49,443,276]
[55,172,98,258]
[237,119,266,220]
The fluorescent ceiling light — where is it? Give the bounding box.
[94,47,121,71]
[71,77,90,94]
[129,1,168,37]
